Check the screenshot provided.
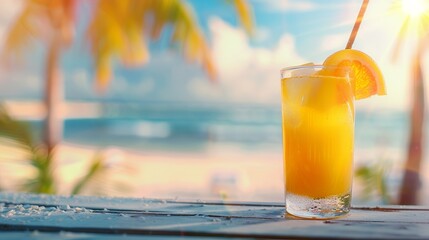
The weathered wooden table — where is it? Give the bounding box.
[0,192,428,239]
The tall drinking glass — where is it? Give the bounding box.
[280,64,354,219]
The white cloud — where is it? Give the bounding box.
[69,71,153,99]
[67,69,93,98]
[187,78,222,100]
[253,27,271,43]
[24,75,41,91]
[97,75,155,99]
[110,76,129,94]
[187,17,308,104]
[72,69,90,88]
[0,70,42,98]
[254,0,317,12]
[321,33,349,52]
[135,78,154,95]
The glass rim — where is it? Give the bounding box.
[280,64,349,75]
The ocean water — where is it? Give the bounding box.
[52,103,410,160]
[64,104,285,153]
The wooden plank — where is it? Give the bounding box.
[221,219,428,239]
[0,192,283,209]
[3,192,429,210]
[219,210,429,239]
[1,192,429,239]
[0,200,273,237]
[0,192,285,219]
[0,231,239,240]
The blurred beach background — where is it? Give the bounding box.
[0,0,429,205]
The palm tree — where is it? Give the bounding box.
[2,0,76,154]
[398,40,425,205]
[2,0,253,153]
[1,0,253,194]
[392,10,429,204]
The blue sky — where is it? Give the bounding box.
[0,0,423,111]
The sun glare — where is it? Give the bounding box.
[389,0,429,39]
[401,0,428,17]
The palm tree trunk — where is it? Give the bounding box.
[399,50,425,205]
[44,32,63,154]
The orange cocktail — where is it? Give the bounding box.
[281,49,385,219]
[281,64,354,219]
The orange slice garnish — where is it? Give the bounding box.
[323,49,386,100]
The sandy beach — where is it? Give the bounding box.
[56,143,285,202]
[0,142,284,202]
[1,142,429,205]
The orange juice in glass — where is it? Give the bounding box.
[280,64,354,219]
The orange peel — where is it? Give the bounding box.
[323,49,386,100]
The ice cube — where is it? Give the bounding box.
[290,63,315,77]
[282,74,318,106]
[304,75,352,110]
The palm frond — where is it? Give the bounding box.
[165,0,217,80]
[0,105,35,151]
[1,0,77,65]
[1,7,40,64]
[355,161,392,204]
[230,0,254,35]
[88,0,150,90]
[71,153,106,195]
[22,149,56,194]
[88,0,231,86]
[0,104,56,194]
[46,0,77,46]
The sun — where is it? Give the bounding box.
[389,0,429,38]
[401,0,429,18]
